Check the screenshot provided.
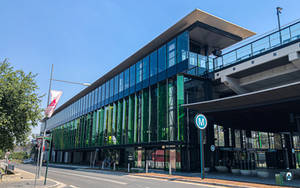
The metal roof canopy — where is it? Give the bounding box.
[50,9,255,117]
[182,81,300,113]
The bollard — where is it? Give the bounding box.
[146,160,148,173]
[102,161,104,169]
[128,163,130,173]
[113,162,116,171]
[169,162,172,175]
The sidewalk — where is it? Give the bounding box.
[131,172,295,188]
[0,168,60,188]
[49,163,300,187]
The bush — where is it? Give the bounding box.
[0,150,4,159]
[10,151,29,160]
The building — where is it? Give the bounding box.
[45,9,300,175]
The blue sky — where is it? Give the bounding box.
[0,0,299,134]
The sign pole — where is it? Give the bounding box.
[200,130,204,179]
[194,114,207,180]
[44,135,52,185]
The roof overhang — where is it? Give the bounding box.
[182,80,300,113]
[50,9,255,117]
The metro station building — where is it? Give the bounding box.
[44,9,300,174]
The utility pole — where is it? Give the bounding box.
[36,64,53,182]
[276,7,283,44]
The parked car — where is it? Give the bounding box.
[23,158,34,164]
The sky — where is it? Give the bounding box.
[0,0,299,134]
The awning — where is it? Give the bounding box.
[182,81,300,113]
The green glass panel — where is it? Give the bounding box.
[141,89,149,143]
[92,111,97,146]
[100,108,105,146]
[128,95,135,144]
[158,82,168,141]
[117,100,123,145]
[134,94,138,143]
[112,103,117,145]
[150,86,157,142]
[122,99,128,144]
[177,75,185,141]
[107,105,113,145]
[168,80,176,141]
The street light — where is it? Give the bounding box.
[276,7,283,44]
[36,64,91,186]
[52,79,91,86]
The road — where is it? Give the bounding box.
[16,164,221,188]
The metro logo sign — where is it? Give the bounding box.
[45,90,62,118]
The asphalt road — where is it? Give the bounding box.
[16,164,221,188]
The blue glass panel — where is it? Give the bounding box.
[189,52,197,66]
[177,31,189,63]
[114,75,119,96]
[110,79,114,98]
[167,38,176,68]
[142,56,149,81]
[136,61,142,84]
[290,22,300,40]
[158,45,166,73]
[252,36,270,55]
[150,50,157,77]
[119,72,124,92]
[124,68,129,89]
[130,64,135,87]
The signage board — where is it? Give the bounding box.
[194,114,207,130]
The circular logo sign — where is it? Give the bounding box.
[194,114,207,130]
[286,172,292,181]
[210,145,215,152]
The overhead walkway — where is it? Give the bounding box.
[213,20,300,94]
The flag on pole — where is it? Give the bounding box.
[45,90,62,118]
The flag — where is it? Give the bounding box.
[45,90,63,118]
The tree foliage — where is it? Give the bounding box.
[0,60,42,151]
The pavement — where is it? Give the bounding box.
[7,163,300,188]
[0,167,60,188]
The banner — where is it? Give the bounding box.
[44,90,63,118]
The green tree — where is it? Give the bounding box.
[0,60,42,151]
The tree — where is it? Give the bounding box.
[0,59,42,151]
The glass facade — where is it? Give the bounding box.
[48,20,300,171]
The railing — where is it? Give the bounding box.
[185,52,214,77]
[214,21,300,70]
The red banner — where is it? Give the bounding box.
[44,90,62,118]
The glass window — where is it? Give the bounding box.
[124,68,129,89]
[119,72,124,92]
[110,79,114,98]
[143,56,149,80]
[177,31,189,63]
[130,64,135,87]
[95,88,98,105]
[91,90,94,107]
[150,50,157,77]
[105,81,109,100]
[102,84,105,103]
[158,45,166,73]
[136,61,142,83]
[114,75,119,96]
[84,95,87,111]
[167,38,176,68]
[98,86,102,104]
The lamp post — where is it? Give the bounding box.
[276,7,283,44]
[35,64,90,186]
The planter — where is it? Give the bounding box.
[231,168,240,174]
[215,166,228,173]
[240,169,251,176]
[257,170,270,178]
